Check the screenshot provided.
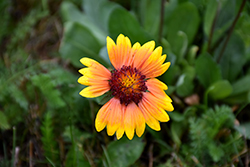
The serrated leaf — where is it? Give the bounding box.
[108,8,150,44]
[0,112,10,129]
[8,84,28,110]
[208,143,224,162]
[103,137,145,167]
[41,111,59,164]
[31,74,66,108]
[195,53,222,88]
[207,80,232,100]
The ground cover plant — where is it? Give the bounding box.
[0,0,250,166]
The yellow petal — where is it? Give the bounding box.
[116,127,125,140]
[133,41,155,69]
[106,98,122,136]
[107,123,118,136]
[124,104,136,140]
[134,108,146,137]
[147,62,171,78]
[95,100,113,132]
[79,85,109,98]
[138,101,161,131]
[79,57,110,76]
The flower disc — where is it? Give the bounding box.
[109,65,147,106]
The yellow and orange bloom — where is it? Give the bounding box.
[78,34,174,140]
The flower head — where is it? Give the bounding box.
[78,34,174,140]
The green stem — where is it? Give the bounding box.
[207,2,221,53]
[216,0,247,63]
[12,127,16,167]
[158,0,165,44]
[235,103,249,117]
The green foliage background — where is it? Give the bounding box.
[0,0,250,166]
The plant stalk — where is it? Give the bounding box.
[216,0,247,63]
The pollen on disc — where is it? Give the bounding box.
[109,65,147,106]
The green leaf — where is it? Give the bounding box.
[31,74,66,108]
[195,53,222,88]
[103,137,145,167]
[231,75,250,95]
[224,75,250,104]
[207,80,233,100]
[176,74,194,97]
[204,0,236,44]
[215,33,246,82]
[139,0,161,37]
[0,112,10,129]
[41,111,59,164]
[65,144,90,167]
[171,31,188,62]
[208,142,224,162]
[169,112,185,122]
[60,1,106,44]
[83,0,121,33]
[8,84,28,110]
[170,121,183,147]
[108,8,150,44]
[187,45,199,65]
[63,126,92,143]
[60,22,106,67]
[165,2,200,46]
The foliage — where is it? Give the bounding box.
[0,0,250,166]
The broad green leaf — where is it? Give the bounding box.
[171,31,188,62]
[162,55,180,86]
[195,53,222,88]
[235,122,250,140]
[230,75,250,96]
[103,137,145,167]
[207,80,233,100]
[165,2,200,47]
[187,45,199,65]
[139,0,161,37]
[236,11,250,48]
[224,75,250,104]
[60,22,106,67]
[169,112,185,122]
[83,0,121,33]
[204,0,219,37]
[176,74,194,97]
[60,1,106,44]
[0,112,10,129]
[215,33,246,82]
[108,8,150,44]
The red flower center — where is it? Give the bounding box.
[109,65,148,106]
